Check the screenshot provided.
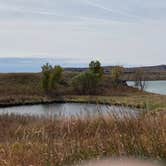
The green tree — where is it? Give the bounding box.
[72,71,100,94]
[72,60,103,94]
[41,64,63,93]
[41,63,53,92]
[49,66,63,89]
[89,60,104,77]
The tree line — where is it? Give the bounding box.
[41,61,146,95]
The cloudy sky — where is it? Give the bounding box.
[0,0,166,66]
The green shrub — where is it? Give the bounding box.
[72,60,104,95]
[41,63,53,92]
[89,60,104,77]
[41,63,63,93]
[49,66,63,89]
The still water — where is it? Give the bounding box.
[0,103,138,118]
[127,80,166,95]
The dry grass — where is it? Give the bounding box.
[63,94,166,111]
[0,73,165,112]
[0,73,42,96]
[0,113,165,166]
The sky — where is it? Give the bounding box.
[0,0,166,67]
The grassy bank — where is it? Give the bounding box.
[0,73,165,112]
[0,113,165,166]
[63,94,166,112]
[0,94,165,112]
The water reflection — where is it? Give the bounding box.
[127,81,166,95]
[0,103,139,118]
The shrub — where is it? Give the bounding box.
[72,60,104,95]
[134,69,147,91]
[111,66,124,87]
[89,60,104,77]
[49,66,63,89]
[41,63,53,92]
[71,71,100,94]
[41,63,63,93]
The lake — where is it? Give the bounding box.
[0,103,138,118]
[127,80,166,95]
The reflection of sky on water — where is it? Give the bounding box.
[0,103,138,118]
[127,81,166,95]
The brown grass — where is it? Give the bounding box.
[0,73,165,112]
[0,113,165,166]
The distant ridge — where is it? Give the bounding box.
[65,64,166,80]
[64,65,166,73]
[0,57,165,74]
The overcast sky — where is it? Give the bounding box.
[0,0,166,66]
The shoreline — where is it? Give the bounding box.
[0,93,165,112]
[0,97,136,108]
[0,72,165,111]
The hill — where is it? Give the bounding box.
[65,65,166,80]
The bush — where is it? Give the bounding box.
[89,60,104,77]
[134,69,147,91]
[111,66,124,87]
[71,60,104,95]
[49,66,63,89]
[41,63,63,93]
[41,63,53,92]
[72,71,100,95]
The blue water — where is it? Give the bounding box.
[127,81,166,95]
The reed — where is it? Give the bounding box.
[0,112,165,166]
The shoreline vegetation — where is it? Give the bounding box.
[0,94,166,112]
[0,61,165,112]
[0,113,165,165]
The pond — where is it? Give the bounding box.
[127,80,166,95]
[0,103,139,118]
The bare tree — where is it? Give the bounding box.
[134,69,147,91]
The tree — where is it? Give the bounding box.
[41,63,63,93]
[111,66,124,87]
[41,63,53,92]
[71,71,100,94]
[49,66,63,89]
[89,60,104,77]
[134,69,147,91]
[72,60,104,94]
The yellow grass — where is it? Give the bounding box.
[0,113,165,166]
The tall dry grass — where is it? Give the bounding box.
[0,112,165,166]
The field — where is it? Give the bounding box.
[0,113,165,166]
[0,73,165,112]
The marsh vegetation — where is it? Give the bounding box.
[0,112,165,166]
[0,61,165,165]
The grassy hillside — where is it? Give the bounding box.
[65,65,166,81]
[0,72,135,97]
[0,73,42,95]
